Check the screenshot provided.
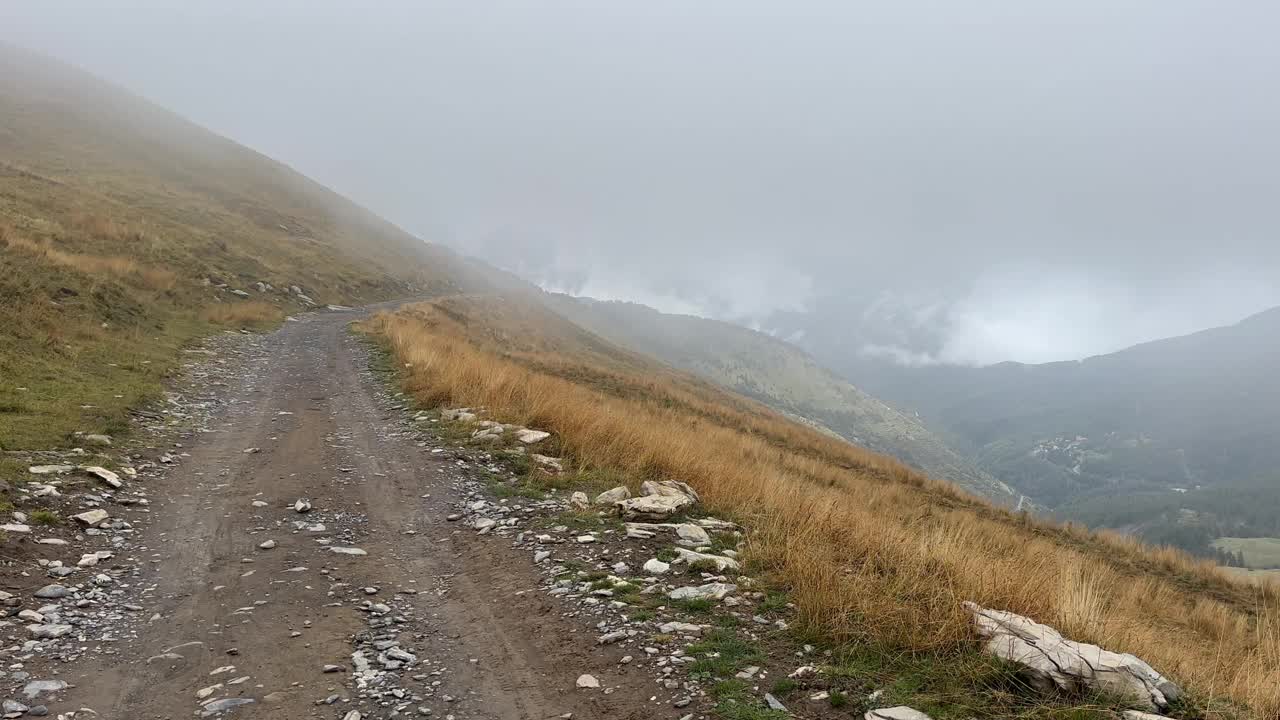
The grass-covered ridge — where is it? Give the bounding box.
[0,43,483,457]
[365,294,1280,718]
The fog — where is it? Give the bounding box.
[7,1,1280,364]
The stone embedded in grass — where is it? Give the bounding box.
[569,491,590,510]
[671,547,740,572]
[81,433,112,446]
[531,454,564,473]
[865,707,933,720]
[668,582,736,601]
[615,480,698,520]
[594,486,630,505]
[658,621,704,636]
[27,465,73,475]
[674,523,710,547]
[515,428,551,444]
[964,601,1181,711]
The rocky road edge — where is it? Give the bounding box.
[377,392,1193,720]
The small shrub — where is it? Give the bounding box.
[29,510,60,525]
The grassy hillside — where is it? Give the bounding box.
[544,295,1017,503]
[0,43,480,454]
[366,294,1280,718]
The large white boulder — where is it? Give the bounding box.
[964,602,1181,711]
[640,480,699,502]
[615,494,692,521]
[615,480,698,520]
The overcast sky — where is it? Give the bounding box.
[6,1,1279,364]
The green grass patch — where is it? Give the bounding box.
[708,679,789,720]
[687,629,766,678]
[29,509,60,525]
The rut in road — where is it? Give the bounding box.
[60,311,654,720]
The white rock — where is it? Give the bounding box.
[675,523,711,546]
[293,498,312,513]
[594,486,631,505]
[82,466,122,488]
[1122,712,1176,720]
[531,454,564,472]
[643,558,671,575]
[258,539,277,550]
[865,707,933,720]
[27,623,74,639]
[668,582,737,601]
[329,547,367,556]
[73,509,110,526]
[1,523,31,533]
[252,500,269,507]
[615,495,693,521]
[576,534,596,544]
[576,674,600,688]
[671,547,740,572]
[515,428,551,444]
[569,491,590,510]
[27,465,73,475]
[640,479,699,502]
[964,602,1181,710]
[658,621,704,635]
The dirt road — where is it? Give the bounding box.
[33,310,655,719]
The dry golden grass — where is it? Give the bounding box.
[199,301,284,328]
[3,229,178,292]
[366,296,1280,717]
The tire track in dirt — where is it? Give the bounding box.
[48,311,656,719]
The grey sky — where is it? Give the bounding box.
[6,1,1279,364]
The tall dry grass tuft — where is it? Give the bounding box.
[365,298,1280,717]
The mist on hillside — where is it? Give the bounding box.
[7,1,1280,366]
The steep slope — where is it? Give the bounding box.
[0,44,484,452]
[834,307,1280,554]
[367,293,1280,717]
[542,295,1017,503]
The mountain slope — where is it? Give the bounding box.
[542,294,1017,503]
[833,307,1280,553]
[0,44,487,452]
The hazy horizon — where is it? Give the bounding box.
[6,1,1279,364]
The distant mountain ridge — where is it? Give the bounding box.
[542,294,1018,504]
[826,305,1280,556]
